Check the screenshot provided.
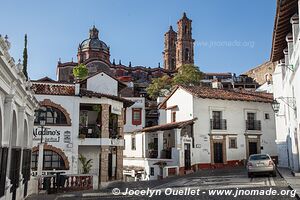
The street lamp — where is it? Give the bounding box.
[271,97,296,115]
[271,100,280,114]
[37,114,46,176]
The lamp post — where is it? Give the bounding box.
[37,116,46,176]
[271,97,296,115]
[271,99,280,114]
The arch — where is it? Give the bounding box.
[32,144,70,170]
[23,120,28,148]
[36,99,71,126]
[11,111,17,147]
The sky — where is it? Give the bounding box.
[0,0,276,80]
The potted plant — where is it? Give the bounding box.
[79,133,86,139]
[78,154,93,174]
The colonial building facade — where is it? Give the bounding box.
[0,35,39,200]
[123,85,277,180]
[31,71,133,187]
[271,0,300,172]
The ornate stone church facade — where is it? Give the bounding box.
[56,13,195,84]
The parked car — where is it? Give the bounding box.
[247,153,276,178]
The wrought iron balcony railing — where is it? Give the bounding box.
[246,120,261,131]
[210,119,227,130]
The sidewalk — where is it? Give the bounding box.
[277,167,300,198]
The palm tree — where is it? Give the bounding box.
[78,154,93,174]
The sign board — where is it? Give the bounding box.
[183,138,192,143]
[212,135,223,140]
[248,135,258,139]
[64,131,71,143]
[112,105,122,115]
[33,127,61,142]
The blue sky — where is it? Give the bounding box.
[1,0,276,80]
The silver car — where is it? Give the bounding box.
[247,154,276,178]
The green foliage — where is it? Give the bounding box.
[22,34,28,80]
[73,64,88,80]
[172,64,203,86]
[146,65,203,99]
[146,75,173,99]
[78,154,93,174]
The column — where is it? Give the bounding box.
[99,147,109,184]
[116,108,124,180]
[17,106,25,184]
[116,146,123,180]
[101,104,110,138]
[4,94,14,192]
[99,104,110,186]
[157,131,164,158]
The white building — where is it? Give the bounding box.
[30,71,133,188]
[0,35,39,200]
[123,85,277,180]
[271,0,300,173]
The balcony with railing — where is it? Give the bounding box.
[246,120,261,131]
[79,125,101,139]
[210,119,227,130]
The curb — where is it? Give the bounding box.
[276,168,300,200]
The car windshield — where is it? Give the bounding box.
[249,155,269,160]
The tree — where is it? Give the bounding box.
[78,154,93,174]
[172,64,203,86]
[146,75,173,99]
[73,64,88,80]
[22,34,28,80]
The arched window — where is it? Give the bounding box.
[185,48,189,61]
[31,150,67,170]
[34,106,67,125]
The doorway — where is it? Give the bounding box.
[249,142,258,155]
[184,143,191,170]
[213,142,223,163]
[246,136,261,158]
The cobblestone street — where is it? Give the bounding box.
[27,167,298,200]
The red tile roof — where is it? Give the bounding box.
[79,89,134,107]
[31,83,75,96]
[139,118,197,132]
[159,85,273,109]
[31,83,134,107]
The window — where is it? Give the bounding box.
[265,113,270,120]
[132,108,142,125]
[34,106,67,125]
[150,167,154,176]
[185,48,189,61]
[131,136,136,150]
[229,138,237,149]
[212,111,222,129]
[31,150,66,170]
[171,111,176,122]
[247,112,256,121]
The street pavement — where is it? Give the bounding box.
[27,167,298,200]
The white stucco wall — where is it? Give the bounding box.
[87,72,118,96]
[33,93,125,176]
[123,97,145,133]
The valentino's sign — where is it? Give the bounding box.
[33,127,61,142]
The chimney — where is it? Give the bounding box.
[75,83,80,95]
[212,79,223,89]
